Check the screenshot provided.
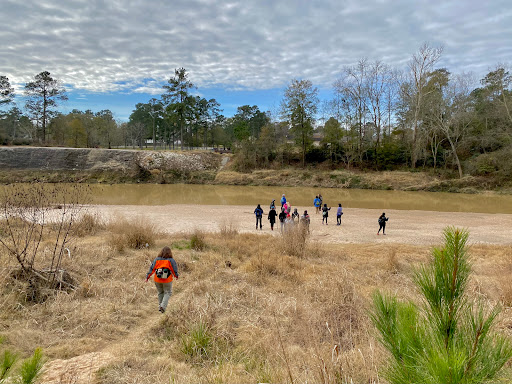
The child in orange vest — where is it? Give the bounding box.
[146,246,179,313]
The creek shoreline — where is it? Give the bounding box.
[0,146,510,194]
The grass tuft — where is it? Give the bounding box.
[107,216,158,251]
[190,230,206,251]
[73,212,105,237]
[181,321,213,360]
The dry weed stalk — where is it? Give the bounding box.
[218,220,239,237]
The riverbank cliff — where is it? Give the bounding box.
[0,147,508,193]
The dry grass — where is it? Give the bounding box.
[190,229,206,251]
[0,223,511,384]
[218,220,239,237]
[73,212,106,237]
[106,216,159,251]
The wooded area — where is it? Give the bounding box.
[1,44,511,181]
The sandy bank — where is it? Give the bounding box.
[90,204,512,246]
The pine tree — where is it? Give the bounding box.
[371,227,512,384]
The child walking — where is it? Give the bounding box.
[268,206,277,231]
[146,246,179,313]
[336,204,343,225]
[377,212,389,235]
[254,204,264,230]
[322,204,331,225]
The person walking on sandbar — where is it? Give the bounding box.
[377,212,389,235]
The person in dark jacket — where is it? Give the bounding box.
[279,207,287,232]
[322,203,331,225]
[377,212,389,235]
[146,246,179,313]
[268,206,277,231]
[254,204,264,230]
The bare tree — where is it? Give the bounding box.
[334,58,370,162]
[424,72,474,178]
[407,43,443,167]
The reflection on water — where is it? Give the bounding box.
[78,184,512,214]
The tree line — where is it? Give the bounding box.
[1,43,511,179]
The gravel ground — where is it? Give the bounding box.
[91,204,512,246]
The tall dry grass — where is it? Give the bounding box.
[0,220,511,384]
[106,216,159,251]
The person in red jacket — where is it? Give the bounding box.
[146,246,179,313]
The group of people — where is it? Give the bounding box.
[253,193,347,233]
[255,194,311,233]
[146,197,390,315]
[255,193,390,234]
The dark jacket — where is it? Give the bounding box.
[378,215,389,225]
[279,211,287,222]
[268,208,277,223]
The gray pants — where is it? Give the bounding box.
[155,281,173,310]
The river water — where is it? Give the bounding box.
[77,184,512,214]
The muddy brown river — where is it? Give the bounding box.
[82,184,512,214]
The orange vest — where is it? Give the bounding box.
[151,259,176,283]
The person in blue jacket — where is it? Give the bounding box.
[280,194,287,208]
[314,195,321,214]
[254,204,264,230]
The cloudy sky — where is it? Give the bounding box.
[1,0,511,120]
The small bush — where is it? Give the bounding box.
[190,230,206,251]
[107,217,157,250]
[279,224,309,258]
[181,321,213,360]
[73,212,105,237]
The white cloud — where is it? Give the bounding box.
[0,0,510,95]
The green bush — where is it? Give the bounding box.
[181,321,212,359]
[190,230,206,251]
[370,227,512,384]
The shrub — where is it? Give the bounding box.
[107,217,157,251]
[73,212,105,237]
[279,223,309,258]
[181,321,213,360]
[190,230,206,251]
[370,227,512,384]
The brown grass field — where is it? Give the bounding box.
[1,209,512,383]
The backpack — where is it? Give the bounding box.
[156,267,171,279]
